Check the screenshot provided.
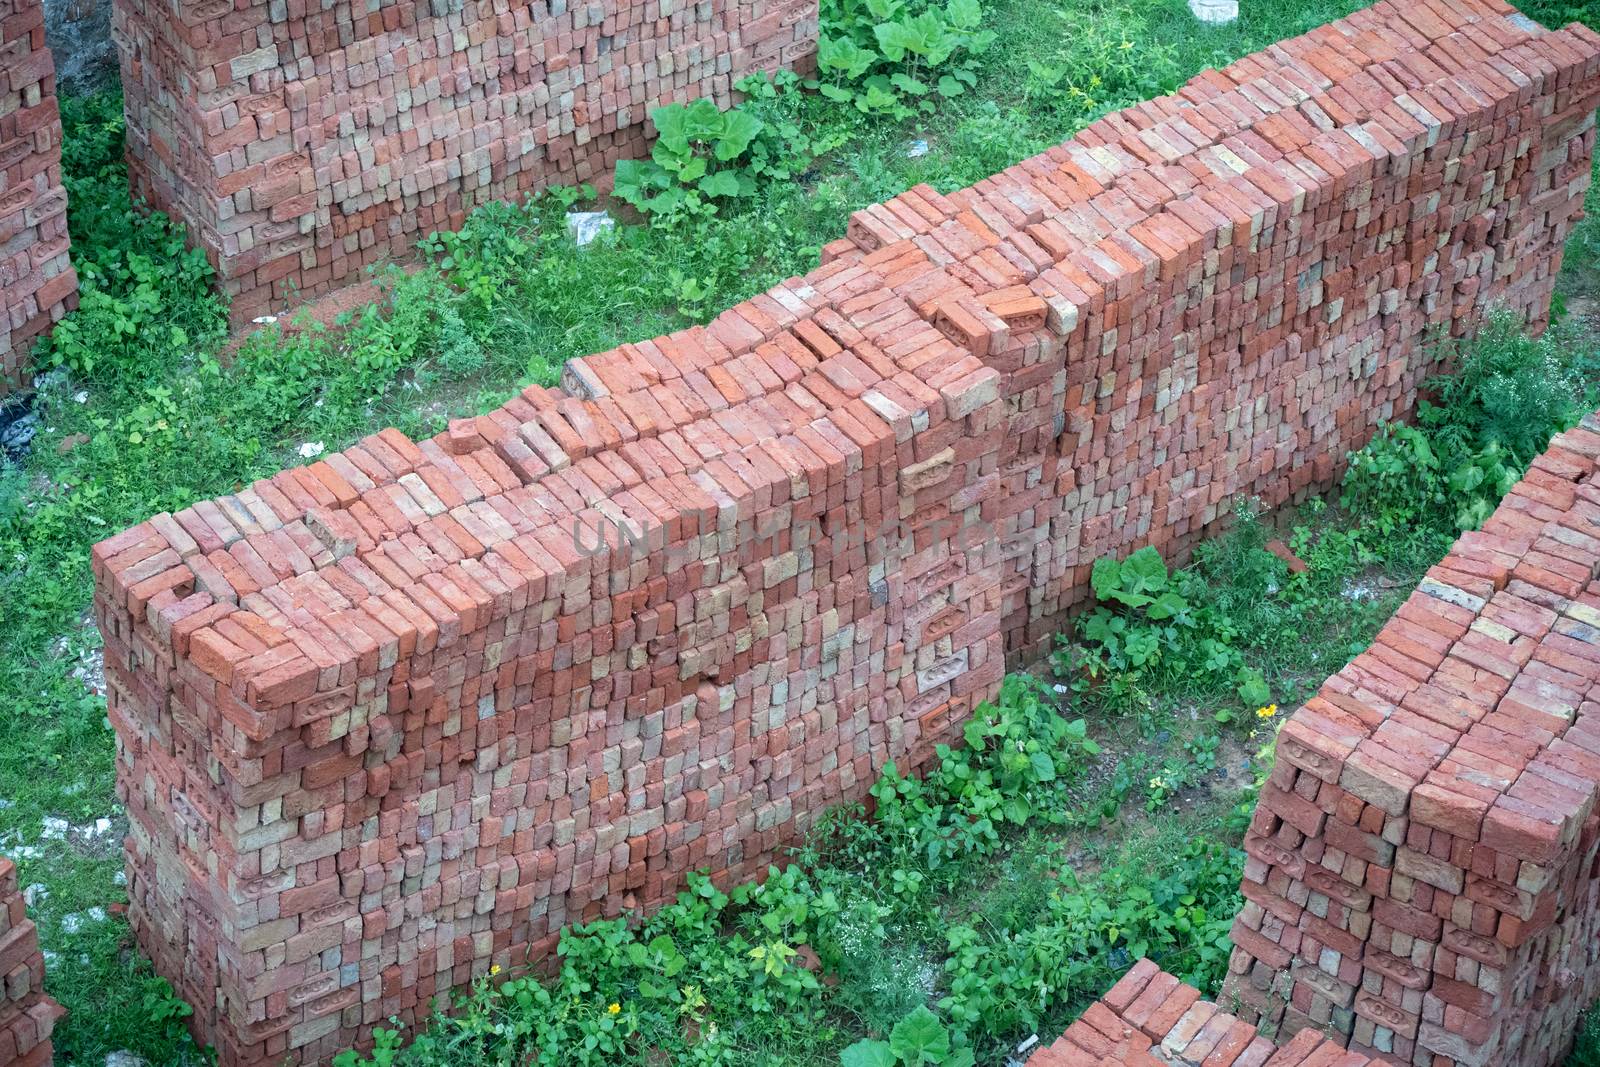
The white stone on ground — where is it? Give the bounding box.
[1189,0,1237,23]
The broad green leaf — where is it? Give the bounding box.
[1090,556,1122,600]
[650,103,689,148]
[681,97,725,140]
[945,0,980,28]
[891,72,930,95]
[890,1006,951,1064]
[676,156,708,182]
[716,109,764,160]
[698,171,742,197]
[1146,590,1188,620]
[874,19,926,61]
[840,1039,895,1067]
[937,74,965,97]
[1236,667,1271,708]
[1028,750,1056,783]
[1120,545,1169,594]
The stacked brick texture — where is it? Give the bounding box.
[92,1,1600,1063]
[1223,409,1600,1066]
[0,858,61,1067]
[1,0,76,392]
[1026,958,1388,1067]
[111,0,818,323]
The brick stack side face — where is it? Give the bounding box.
[1025,958,1384,1067]
[91,2,1600,1064]
[0,857,63,1067]
[111,0,820,323]
[1223,413,1600,1066]
[0,0,76,393]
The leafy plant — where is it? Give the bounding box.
[1342,313,1592,540]
[614,96,769,220]
[1056,546,1267,721]
[841,1007,974,1066]
[813,0,993,117]
[39,90,227,380]
[1569,1006,1600,1067]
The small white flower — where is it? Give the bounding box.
[298,441,325,459]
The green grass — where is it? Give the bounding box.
[2,0,1598,1061]
[1572,1009,1600,1067]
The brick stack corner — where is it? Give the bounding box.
[111,0,820,323]
[1223,411,1600,1066]
[0,857,61,1067]
[93,1,1600,1063]
[1028,958,1388,1067]
[0,0,76,394]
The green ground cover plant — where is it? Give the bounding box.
[3,0,1599,1062]
[1572,1009,1600,1067]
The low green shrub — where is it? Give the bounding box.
[937,836,1238,1037]
[40,91,227,380]
[1052,545,1270,721]
[1342,311,1595,538]
[814,0,993,117]
[1570,1006,1600,1067]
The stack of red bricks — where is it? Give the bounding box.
[111,0,818,323]
[1225,413,1600,1065]
[92,1,1600,1063]
[1028,959,1387,1067]
[824,0,1600,667]
[0,0,76,392]
[0,857,61,1067]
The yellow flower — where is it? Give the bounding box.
[1120,39,1133,50]
[1256,703,1278,720]
[608,1003,622,1015]
[1149,776,1166,791]
[490,964,501,976]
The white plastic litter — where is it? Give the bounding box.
[1189,0,1238,23]
[567,211,616,246]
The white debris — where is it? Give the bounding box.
[41,816,69,840]
[252,314,279,326]
[74,391,88,404]
[566,211,616,247]
[1007,1034,1041,1067]
[907,139,930,158]
[298,441,326,459]
[22,884,47,906]
[106,1052,151,1067]
[60,906,107,934]
[1189,0,1237,22]
[1052,683,1069,694]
